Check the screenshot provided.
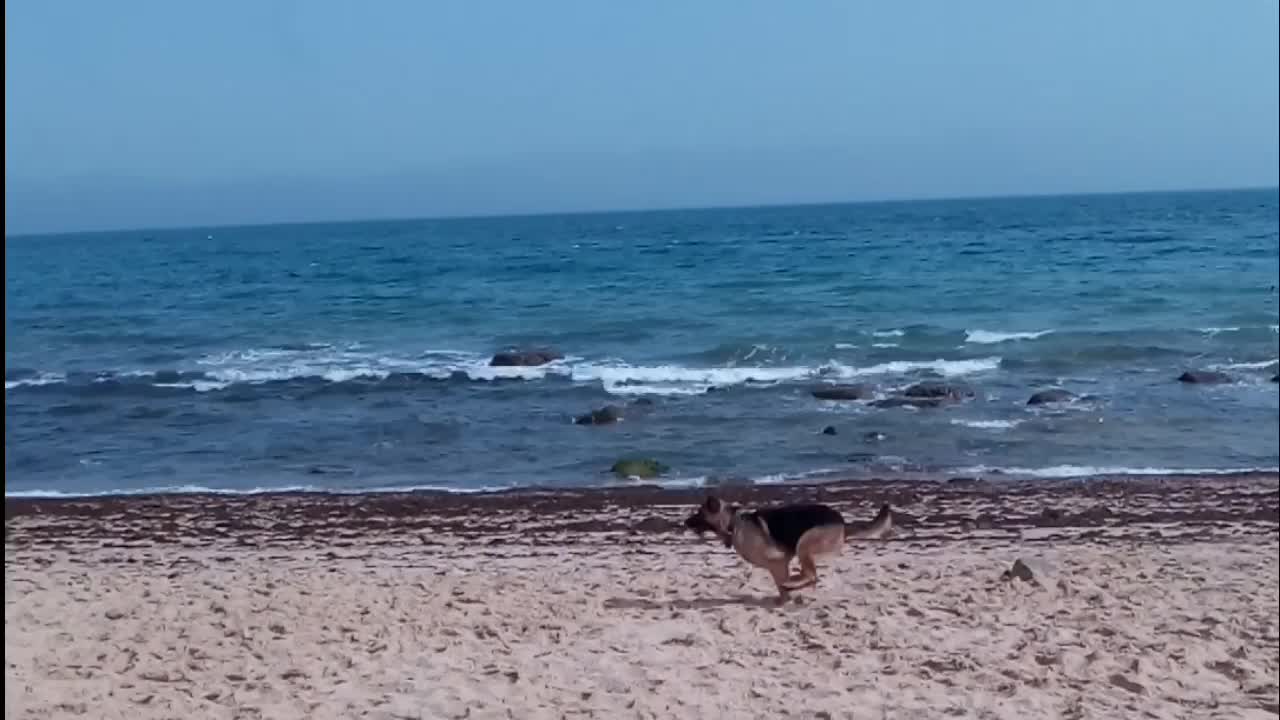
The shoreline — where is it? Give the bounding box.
[7,471,1278,547]
[6,465,1280,502]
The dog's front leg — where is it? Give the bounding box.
[766,561,793,607]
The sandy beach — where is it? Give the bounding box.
[6,473,1279,719]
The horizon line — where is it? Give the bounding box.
[6,183,1278,240]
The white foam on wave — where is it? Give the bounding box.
[154,380,231,392]
[178,347,584,390]
[871,342,900,348]
[8,469,855,499]
[4,372,67,391]
[647,467,845,489]
[750,468,845,485]
[965,329,1053,344]
[4,481,509,499]
[1210,359,1279,371]
[871,329,905,338]
[836,357,1003,378]
[833,343,858,350]
[10,469,852,498]
[949,418,1023,430]
[955,464,1280,479]
[196,347,795,397]
[195,347,482,387]
[5,484,317,498]
[573,363,816,396]
[7,345,1005,398]
[646,476,709,489]
[583,356,1003,395]
[1200,325,1280,336]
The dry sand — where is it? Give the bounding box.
[6,474,1279,719]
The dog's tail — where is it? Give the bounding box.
[845,503,893,540]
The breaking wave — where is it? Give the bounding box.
[5,347,1005,397]
[964,329,1054,344]
[955,464,1280,479]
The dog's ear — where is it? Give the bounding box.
[703,496,721,513]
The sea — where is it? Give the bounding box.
[5,189,1279,498]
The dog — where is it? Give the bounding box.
[684,495,893,605]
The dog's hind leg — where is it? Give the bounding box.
[782,524,845,591]
[783,556,819,591]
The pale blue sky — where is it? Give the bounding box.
[5,1,1278,234]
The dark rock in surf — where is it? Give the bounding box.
[1027,388,1076,405]
[812,384,874,401]
[574,405,623,426]
[1272,374,1279,383]
[1176,370,1231,385]
[610,458,668,479]
[903,381,974,400]
[489,349,563,367]
[821,425,838,436]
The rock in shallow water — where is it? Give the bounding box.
[1176,370,1232,384]
[574,405,623,425]
[489,349,563,367]
[610,458,668,479]
[871,381,974,408]
[1027,388,1076,405]
[903,381,974,400]
[811,384,874,401]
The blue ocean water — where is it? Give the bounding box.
[5,190,1279,497]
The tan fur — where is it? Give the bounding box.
[782,523,846,590]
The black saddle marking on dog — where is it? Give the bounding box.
[747,504,845,555]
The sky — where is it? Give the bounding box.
[5,1,1279,235]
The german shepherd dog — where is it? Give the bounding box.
[685,496,892,605]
